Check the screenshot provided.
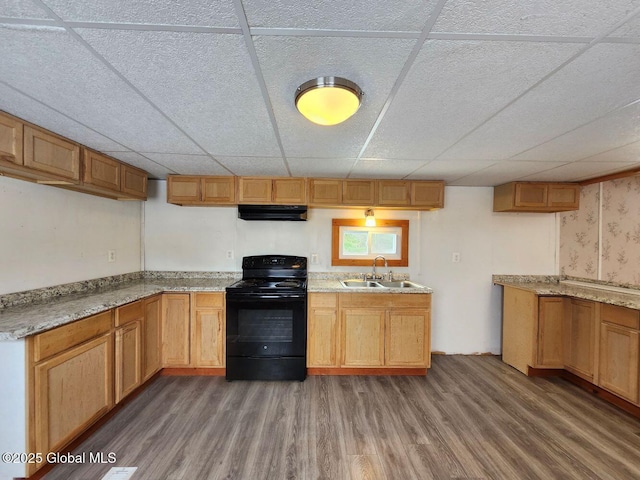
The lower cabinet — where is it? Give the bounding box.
[307,293,339,367]
[342,308,386,366]
[161,292,225,369]
[143,294,162,381]
[564,299,598,382]
[114,321,142,404]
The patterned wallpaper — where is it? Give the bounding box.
[560,177,640,286]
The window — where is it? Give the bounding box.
[331,219,409,266]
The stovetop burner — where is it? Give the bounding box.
[226,255,308,294]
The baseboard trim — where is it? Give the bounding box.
[161,367,225,376]
[308,367,427,376]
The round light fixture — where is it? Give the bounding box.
[295,76,363,126]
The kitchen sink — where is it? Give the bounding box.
[340,279,426,289]
[377,280,425,288]
[340,280,385,288]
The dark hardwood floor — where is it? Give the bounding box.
[43,356,640,480]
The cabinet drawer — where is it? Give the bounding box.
[309,293,338,309]
[601,303,640,330]
[340,293,430,309]
[115,300,144,327]
[193,292,224,308]
[33,310,113,362]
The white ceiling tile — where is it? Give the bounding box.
[513,101,640,162]
[610,11,640,37]
[363,39,581,159]
[243,0,438,31]
[254,35,415,158]
[350,158,428,178]
[0,25,203,154]
[0,82,127,152]
[1,0,49,19]
[75,28,281,157]
[287,158,355,178]
[433,0,640,36]
[41,0,239,27]
[214,156,289,176]
[406,159,497,182]
[440,43,640,161]
[143,153,232,176]
[581,140,640,162]
[103,151,174,179]
[451,160,568,186]
[520,161,640,181]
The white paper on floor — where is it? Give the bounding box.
[100,467,138,480]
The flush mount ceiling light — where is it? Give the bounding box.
[364,208,376,227]
[295,76,363,126]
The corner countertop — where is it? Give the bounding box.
[493,275,640,310]
[0,274,432,340]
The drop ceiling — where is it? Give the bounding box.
[1,0,640,186]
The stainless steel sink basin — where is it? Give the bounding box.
[377,280,425,288]
[340,280,385,288]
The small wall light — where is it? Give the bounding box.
[364,208,376,227]
[295,76,363,126]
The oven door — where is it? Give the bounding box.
[226,292,307,357]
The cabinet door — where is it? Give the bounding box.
[564,299,597,381]
[238,177,271,203]
[377,180,410,206]
[167,176,202,204]
[514,183,548,208]
[121,164,147,199]
[34,333,113,455]
[273,178,307,204]
[411,181,444,209]
[23,125,81,183]
[202,176,236,204]
[599,323,639,403]
[386,309,428,366]
[115,321,142,403]
[143,295,162,380]
[191,292,225,367]
[162,293,191,366]
[309,179,342,205]
[548,184,579,210]
[83,149,121,191]
[0,111,23,165]
[342,180,376,205]
[341,309,385,366]
[536,297,564,368]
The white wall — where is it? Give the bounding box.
[0,175,142,295]
[145,181,558,354]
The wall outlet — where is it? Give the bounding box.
[108,250,116,263]
[311,253,319,265]
[452,252,461,263]
[226,250,234,259]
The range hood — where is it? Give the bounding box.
[238,204,307,221]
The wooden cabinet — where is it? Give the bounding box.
[0,110,23,165]
[167,175,235,205]
[162,293,191,367]
[493,182,580,212]
[339,293,431,369]
[121,164,148,199]
[342,180,376,205]
[307,293,339,367]
[83,149,121,191]
[143,295,162,381]
[598,304,640,403]
[31,313,114,470]
[238,177,307,204]
[564,299,598,382]
[191,293,225,367]
[377,180,445,209]
[501,287,565,374]
[115,300,144,403]
[308,178,342,206]
[377,180,410,207]
[23,125,81,184]
[411,181,445,209]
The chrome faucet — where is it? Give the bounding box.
[371,255,387,280]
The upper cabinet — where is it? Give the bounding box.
[0,111,148,200]
[167,175,236,205]
[493,182,580,212]
[377,180,444,209]
[342,180,376,205]
[308,178,342,206]
[238,177,307,204]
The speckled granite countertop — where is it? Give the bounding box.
[0,273,432,340]
[493,275,640,310]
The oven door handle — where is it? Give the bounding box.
[226,293,306,300]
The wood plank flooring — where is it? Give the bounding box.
[43,356,640,480]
